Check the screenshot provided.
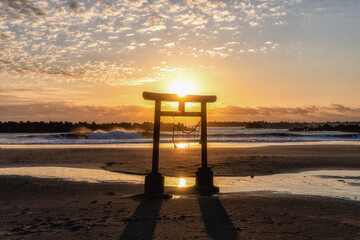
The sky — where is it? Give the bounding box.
[1,0,360,123]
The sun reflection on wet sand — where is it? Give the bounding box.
[178,178,186,187]
[176,143,187,149]
[0,167,359,201]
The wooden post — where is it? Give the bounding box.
[178,101,185,113]
[152,100,161,173]
[201,102,207,168]
[144,99,164,195]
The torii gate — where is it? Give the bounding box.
[143,91,219,195]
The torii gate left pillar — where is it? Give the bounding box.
[143,91,219,195]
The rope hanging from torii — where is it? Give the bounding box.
[172,121,201,149]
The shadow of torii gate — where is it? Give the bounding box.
[143,91,219,195]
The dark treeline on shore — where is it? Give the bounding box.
[290,123,360,132]
[208,121,360,132]
[1,121,360,133]
[208,121,299,129]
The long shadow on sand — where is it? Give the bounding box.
[119,195,238,239]
[119,197,164,240]
[198,196,239,240]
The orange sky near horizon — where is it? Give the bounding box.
[1,0,360,123]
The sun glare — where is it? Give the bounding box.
[169,80,196,97]
[178,178,186,188]
[177,143,187,148]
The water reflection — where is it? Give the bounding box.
[176,143,187,149]
[0,167,359,201]
[178,178,186,187]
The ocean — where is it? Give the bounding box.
[0,127,359,147]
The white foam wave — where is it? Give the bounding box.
[89,130,141,139]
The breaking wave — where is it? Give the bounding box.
[89,130,141,139]
[1,127,360,145]
[162,131,360,139]
[21,130,143,141]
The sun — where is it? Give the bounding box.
[169,79,196,97]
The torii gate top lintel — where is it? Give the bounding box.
[143,91,216,103]
[143,91,216,117]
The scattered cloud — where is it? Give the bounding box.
[0,0,296,87]
[69,1,85,15]
[0,0,46,17]
[210,104,360,122]
[0,102,153,122]
[149,37,161,41]
[1,102,360,122]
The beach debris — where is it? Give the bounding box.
[105,191,115,196]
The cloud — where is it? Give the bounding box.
[0,59,12,64]
[1,102,360,122]
[0,0,46,17]
[173,12,208,25]
[0,0,306,89]
[1,60,159,86]
[0,87,57,93]
[69,1,85,15]
[0,31,13,39]
[0,102,153,122]
[127,0,147,7]
[326,104,355,114]
[149,37,161,41]
[210,104,360,122]
[213,10,236,22]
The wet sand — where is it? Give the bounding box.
[1,145,360,239]
[1,145,360,176]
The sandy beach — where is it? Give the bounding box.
[1,145,360,239]
[3,0,360,238]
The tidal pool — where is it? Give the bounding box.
[0,167,359,201]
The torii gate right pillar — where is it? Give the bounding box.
[195,102,219,194]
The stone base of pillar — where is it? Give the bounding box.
[144,172,164,195]
[194,167,219,195]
